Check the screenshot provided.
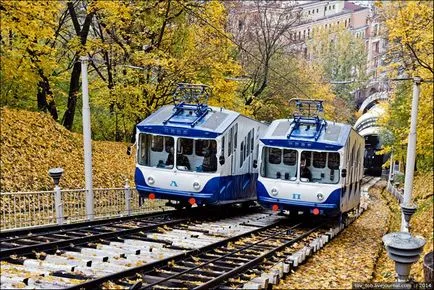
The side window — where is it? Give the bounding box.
[222,136,225,157]
[164,137,174,153]
[251,128,254,153]
[244,136,247,159]
[228,127,233,157]
[256,144,259,160]
[283,149,297,165]
[313,152,326,168]
[234,124,238,150]
[352,146,357,176]
[328,153,340,169]
[151,135,163,152]
[269,148,282,164]
[247,131,251,157]
[240,141,244,168]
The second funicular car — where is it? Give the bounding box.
[257,99,364,218]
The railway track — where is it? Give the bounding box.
[99,222,323,290]
[0,206,284,289]
[0,211,181,259]
[0,178,380,289]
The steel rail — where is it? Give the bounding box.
[194,224,322,289]
[0,217,186,259]
[1,206,263,260]
[0,209,175,239]
[136,223,321,290]
[65,217,286,290]
[141,222,304,289]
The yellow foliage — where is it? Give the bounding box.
[0,1,63,106]
[0,107,135,192]
[87,0,242,126]
[376,1,433,171]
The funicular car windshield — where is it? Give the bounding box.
[299,151,340,184]
[177,138,217,172]
[138,134,174,169]
[138,133,217,173]
[260,146,341,184]
[260,147,298,180]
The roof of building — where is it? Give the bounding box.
[136,104,240,138]
[260,118,352,150]
[344,1,366,12]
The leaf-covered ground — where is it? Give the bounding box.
[278,178,433,289]
[374,172,433,283]
[277,183,389,289]
[1,107,135,191]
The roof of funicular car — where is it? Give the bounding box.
[260,119,352,150]
[136,105,240,138]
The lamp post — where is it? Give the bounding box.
[382,77,425,283]
[49,168,64,225]
[80,56,94,221]
[400,76,421,232]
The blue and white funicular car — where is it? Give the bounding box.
[257,99,364,217]
[135,83,268,209]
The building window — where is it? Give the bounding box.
[325,6,327,11]
[317,9,319,13]
[333,5,335,9]
[238,20,243,31]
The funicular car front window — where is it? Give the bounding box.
[138,133,174,169]
[300,151,340,184]
[177,138,217,173]
[261,147,298,180]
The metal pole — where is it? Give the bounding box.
[80,56,94,221]
[54,185,64,225]
[401,76,421,232]
[125,179,131,216]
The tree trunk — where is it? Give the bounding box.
[62,62,81,130]
[37,75,58,120]
[62,2,94,130]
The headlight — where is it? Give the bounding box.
[193,181,201,190]
[271,188,278,196]
[147,176,155,185]
[317,192,324,201]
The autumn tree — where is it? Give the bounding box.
[307,26,369,123]
[80,0,241,140]
[377,1,433,172]
[0,1,63,119]
[226,1,302,108]
[1,1,242,141]
[249,54,337,122]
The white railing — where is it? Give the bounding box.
[1,184,168,230]
[387,169,404,203]
[1,190,57,229]
[387,181,404,203]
